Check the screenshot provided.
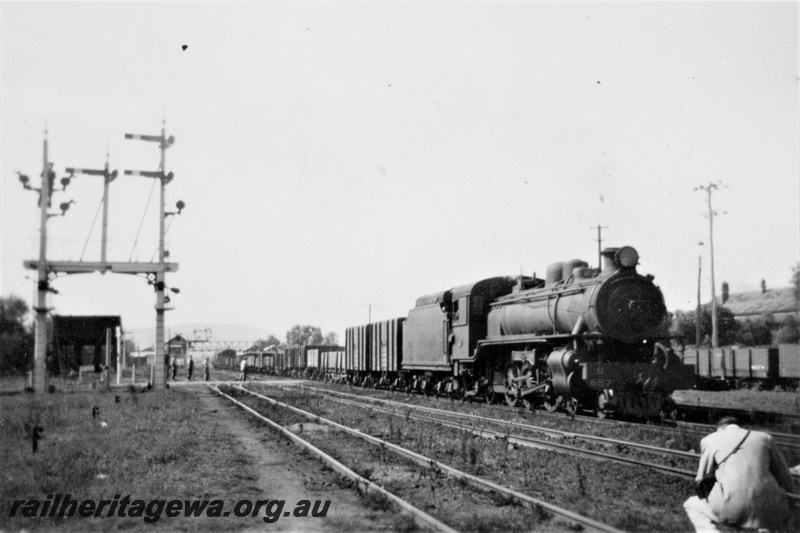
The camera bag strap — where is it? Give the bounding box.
[717,430,750,468]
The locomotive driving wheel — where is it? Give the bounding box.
[504,365,520,408]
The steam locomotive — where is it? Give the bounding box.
[340,246,696,418]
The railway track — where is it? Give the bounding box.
[218,383,630,533]
[290,383,800,493]
[294,384,699,474]
[298,386,697,477]
[673,419,800,450]
[290,377,800,451]
[208,385,459,533]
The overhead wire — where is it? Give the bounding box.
[128,156,162,262]
[150,215,175,263]
[79,197,104,261]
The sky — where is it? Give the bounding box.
[2,2,798,347]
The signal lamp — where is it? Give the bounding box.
[59,201,72,215]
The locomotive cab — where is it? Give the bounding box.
[402,277,518,372]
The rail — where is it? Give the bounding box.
[234,384,628,533]
[294,383,800,503]
[317,391,695,479]
[297,384,699,459]
[208,385,458,533]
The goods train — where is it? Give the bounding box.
[681,344,800,391]
[214,346,345,376]
[273,246,697,418]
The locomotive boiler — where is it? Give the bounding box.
[473,246,695,417]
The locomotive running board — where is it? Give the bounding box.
[467,335,601,363]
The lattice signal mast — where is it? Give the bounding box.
[22,122,184,392]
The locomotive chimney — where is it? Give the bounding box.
[722,282,729,304]
[600,248,619,274]
[600,246,639,275]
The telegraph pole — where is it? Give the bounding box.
[125,121,176,391]
[591,225,608,268]
[696,254,702,346]
[695,183,724,349]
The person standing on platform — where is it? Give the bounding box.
[240,357,248,382]
[203,358,210,381]
[170,356,177,381]
[186,355,194,381]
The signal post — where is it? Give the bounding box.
[22,123,182,392]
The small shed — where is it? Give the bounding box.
[51,315,122,376]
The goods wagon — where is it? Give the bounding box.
[683,346,798,390]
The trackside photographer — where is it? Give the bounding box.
[684,416,797,532]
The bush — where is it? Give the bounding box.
[735,316,774,346]
[671,305,739,346]
[775,316,800,344]
[0,296,34,376]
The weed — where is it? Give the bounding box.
[361,488,394,512]
[520,451,530,486]
[388,513,420,532]
[575,459,586,499]
[352,462,374,480]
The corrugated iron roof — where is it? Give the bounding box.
[719,286,799,317]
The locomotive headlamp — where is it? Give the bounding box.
[616,246,639,268]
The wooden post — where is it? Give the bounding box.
[105,328,111,389]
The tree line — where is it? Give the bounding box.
[249,324,339,352]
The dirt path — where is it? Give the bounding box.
[192,387,400,532]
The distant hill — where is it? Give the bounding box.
[125,322,272,348]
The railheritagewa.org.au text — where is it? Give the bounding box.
[9,494,331,523]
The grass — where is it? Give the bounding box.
[0,386,261,531]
